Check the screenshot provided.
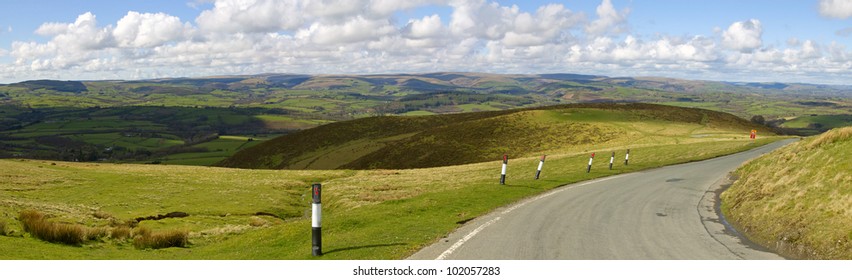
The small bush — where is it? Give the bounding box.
[111,226,132,240]
[133,228,189,249]
[18,210,86,246]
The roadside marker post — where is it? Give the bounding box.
[535,155,546,180]
[625,149,630,165]
[609,152,615,170]
[311,183,322,256]
[587,153,595,173]
[500,155,508,185]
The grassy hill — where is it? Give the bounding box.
[2,73,848,165]
[722,126,852,259]
[219,103,768,170]
[0,138,783,259]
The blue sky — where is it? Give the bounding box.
[1,0,851,84]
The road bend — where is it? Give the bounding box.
[409,139,796,260]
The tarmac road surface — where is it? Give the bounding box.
[409,139,796,260]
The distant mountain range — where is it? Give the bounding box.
[5,72,852,97]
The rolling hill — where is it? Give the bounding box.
[2,72,846,165]
[218,103,770,170]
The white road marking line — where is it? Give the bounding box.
[436,217,501,260]
[435,174,626,260]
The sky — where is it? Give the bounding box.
[0,0,851,84]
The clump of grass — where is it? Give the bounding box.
[0,220,7,236]
[249,216,268,227]
[19,210,86,246]
[111,226,132,240]
[133,228,189,249]
[93,210,113,220]
[86,227,110,241]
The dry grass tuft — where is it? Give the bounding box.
[19,210,86,246]
[93,210,113,220]
[86,227,110,241]
[249,216,269,227]
[133,228,189,249]
[806,126,852,149]
[111,226,131,240]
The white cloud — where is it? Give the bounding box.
[300,16,396,45]
[405,14,445,39]
[2,0,851,85]
[35,12,114,50]
[585,0,629,36]
[114,12,193,48]
[194,0,442,34]
[722,19,762,53]
[449,0,515,40]
[370,0,446,16]
[303,0,370,22]
[503,4,583,47]
[196,0,305,33]
[819,0,852,19]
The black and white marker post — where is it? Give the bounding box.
[311,183,322,256]
[535,155,546,180]
[587,153,595,173]
[609,152,615,170]
[624,149,630,165]
[500,154,508,185]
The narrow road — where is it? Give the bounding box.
[409,139,795,260]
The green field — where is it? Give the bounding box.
[0,102,788,259]
[722,126,852,259]
[780,114,852,130]
[0,106,320,163]
[0,137,783,259]
[155,135,273,166]
[2,73,848,165]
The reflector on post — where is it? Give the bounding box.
[587,153,595,173]
[500,155,508,185]
[535,155,546,180]
[311,183,322,256]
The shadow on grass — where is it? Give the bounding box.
[498,184,541,190]
[324,243,408,254]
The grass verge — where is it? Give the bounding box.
[722,126,852,259]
